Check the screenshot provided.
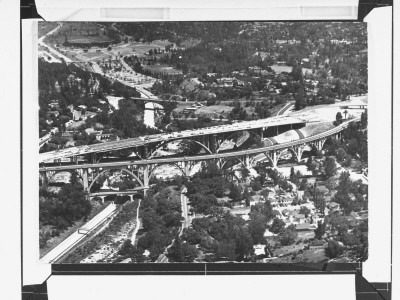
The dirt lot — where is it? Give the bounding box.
[291,95,368,122]
[270,65,292,74]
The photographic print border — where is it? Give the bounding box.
[20,1,394,299]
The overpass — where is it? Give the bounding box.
[39,114,317,164]
[129,97,166,104]
[39,117,359,198]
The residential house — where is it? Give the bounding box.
[295,223,314,231]
[96,132,116,142]
[309,239,326,250]
[290,213,306,224]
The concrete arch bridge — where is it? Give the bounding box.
[39,118,359,199]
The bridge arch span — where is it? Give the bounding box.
[148,139,212,159]
[47,169,83,184]
[276,148,299,165]
[297,143,319,161]
[250,152,275,167]
[217,130,262,153]
[220,156,246,170]
[88,168,144,193]
[148,162,187,181]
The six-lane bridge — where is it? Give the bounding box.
[39,115,312,164]
[39,117,360,200]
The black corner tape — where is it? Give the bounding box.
[358,0,393,21]
[21,0,45,20]
[22,282,48,300]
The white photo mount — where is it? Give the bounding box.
[19,1,394,299]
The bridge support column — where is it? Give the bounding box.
[139,146,149,158]
[100,196,105,203]
[244,154,250,169]
[39,171,48,187]
[203,135,209,149]
[129,195,134,202]
[209,134,217,153]
[89,153,97,164]
[316,139,326,151]
[183,160,190,177]
[82,168,89,191]
[296,146,304,163]
[272,151,278,168]
[143,165,149,196]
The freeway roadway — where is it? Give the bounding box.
[39,114,314,163]
[276,101,294,116]
[39,117,359,172]
[40,203,117,263]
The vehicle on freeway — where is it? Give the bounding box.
[78,228,90,235]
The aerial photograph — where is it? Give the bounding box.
[38,21,368,264]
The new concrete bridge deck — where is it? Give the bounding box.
[39,114,317,163]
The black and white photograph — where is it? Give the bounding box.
[37,21,369,264]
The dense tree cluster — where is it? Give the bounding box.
[110,99,160,138]
[333,172,367,214]
[229,101,248,120]
[134,184,183,261]
[185,162,232,214]
[39,172,91,248]
[38,60,160,143]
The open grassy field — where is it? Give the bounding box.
[44,22,114,45]
[179,38,201,48]
[107,40,173,57]
[143,64,182,75]
[76,51,110,61]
